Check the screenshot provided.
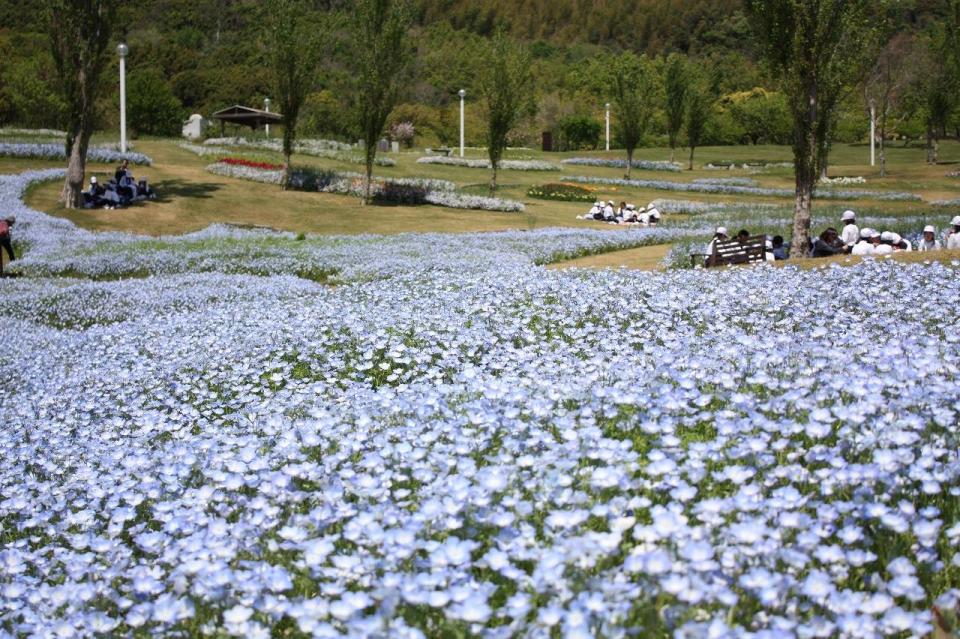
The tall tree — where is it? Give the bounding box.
[476,29,533,192]
[610,52,654,179]
[46,0,118,208]
[351,0,411,204]
[267,0,322,188]
[864,33,913,177]
[744,0,879,257]
[663,53,688,164]
[685,70,712,171]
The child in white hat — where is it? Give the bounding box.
[918,225,941,251]
[947,216,960,250]
[840,210,859,247]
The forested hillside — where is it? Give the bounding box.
[0,0,954,148]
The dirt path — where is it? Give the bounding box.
[548,244,673,271]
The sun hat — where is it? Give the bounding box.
[859,228,875,239]
[924,225,936,234]
[889,232,902,243]
[841,210,856,221]
[880,231,895,242]
[90,176,97,183]
[716,226,728,235]
[951,215,960,226]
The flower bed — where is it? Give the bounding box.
[202,137,396,166]
[567,175,922,201]
[219,157,285,171]
[206,162,524,212]
[560,157,683,172]
[820,176,867,185]
[417,156,560,171]
[0,142,153,165]
[527,183,596,202]
[704,160,793,169]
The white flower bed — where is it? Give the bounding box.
[820,176,867,185]
[0,142,153,165]
[201,137,395,166]
[567,175,922,201]
[417,156,561,171]
[2,167,960,638]
[561,157,683,172]
[178,142,232,157]
[206,162,525,212]
[0,127,66,137]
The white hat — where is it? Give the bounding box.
[924,225,936,234]
[841,210,856,221]
[90,176,97,183]
[716,226,728,235]
[595,201,603,207]
[859,228,875,239]
[951,215,960,226]
[626,204,635,210]
[607,201,615,206]
[647,207,661,217]
[889,232,902,243]
[880,231,895,242]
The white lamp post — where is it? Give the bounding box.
[117,43,128,153]
[605,103,611,152]
[869,99,876,167]
[264,97,271,138]
[458,89,466,157]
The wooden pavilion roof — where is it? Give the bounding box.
[211,105,283,129]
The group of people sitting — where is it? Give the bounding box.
[82,160,155,210]
[705,210,960,261]
[578,201,662,226]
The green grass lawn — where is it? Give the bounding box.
[8,136,960,239]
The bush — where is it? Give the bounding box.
[557,116,601,151]
[527,183,595,202]
[127,70,184,137]
[373,182,428,205]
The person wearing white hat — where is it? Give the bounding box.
[918,225,942,251]
[887,232,910,252]
[875,231,895,255]
[583,201,603,220]
[646,206,661,226]
[84,175,105,208]
[851,228,876,256]
[840,210,859,247]
[947,216,960,250]
[706,226,729,258]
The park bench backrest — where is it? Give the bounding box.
[709,235,767,267]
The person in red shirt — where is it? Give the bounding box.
[0,216,15,273]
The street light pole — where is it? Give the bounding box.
[117,43,128,153]
[605,103,611,152]
[458,89,466,158]
[264,98,271,138]
[869,100,876,167]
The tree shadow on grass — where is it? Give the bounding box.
[150,179,222,203]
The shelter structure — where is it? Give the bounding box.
[211,105,283,134]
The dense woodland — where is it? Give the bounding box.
[0,0,957,149]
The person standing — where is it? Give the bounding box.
[0,216,15,274]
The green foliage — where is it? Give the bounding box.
[685,70,712,170]
[127,69,183,136]
[350,0,412,202]
[557,115,601,151]
[720,88,791,145]
[663,53,689,157]
[476,29,533,191]
[267,0,324,186]
[609,52,655,177]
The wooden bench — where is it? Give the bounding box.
[703,235,769,268]
[425,147,453,157]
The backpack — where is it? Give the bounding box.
[0,220,8,238]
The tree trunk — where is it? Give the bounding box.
[60,130,89,209]
[283,151,291,190]
[364,150,374,205]
[688,144,695,171]
[626,148,633,179]
[879,130,886,178]
[792,180,814,259]
[489,162,498,193]
[670,145,675,163]
[926,126,935,164]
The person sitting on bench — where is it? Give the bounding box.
[771,235,788,260]
[706,227,728,255]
